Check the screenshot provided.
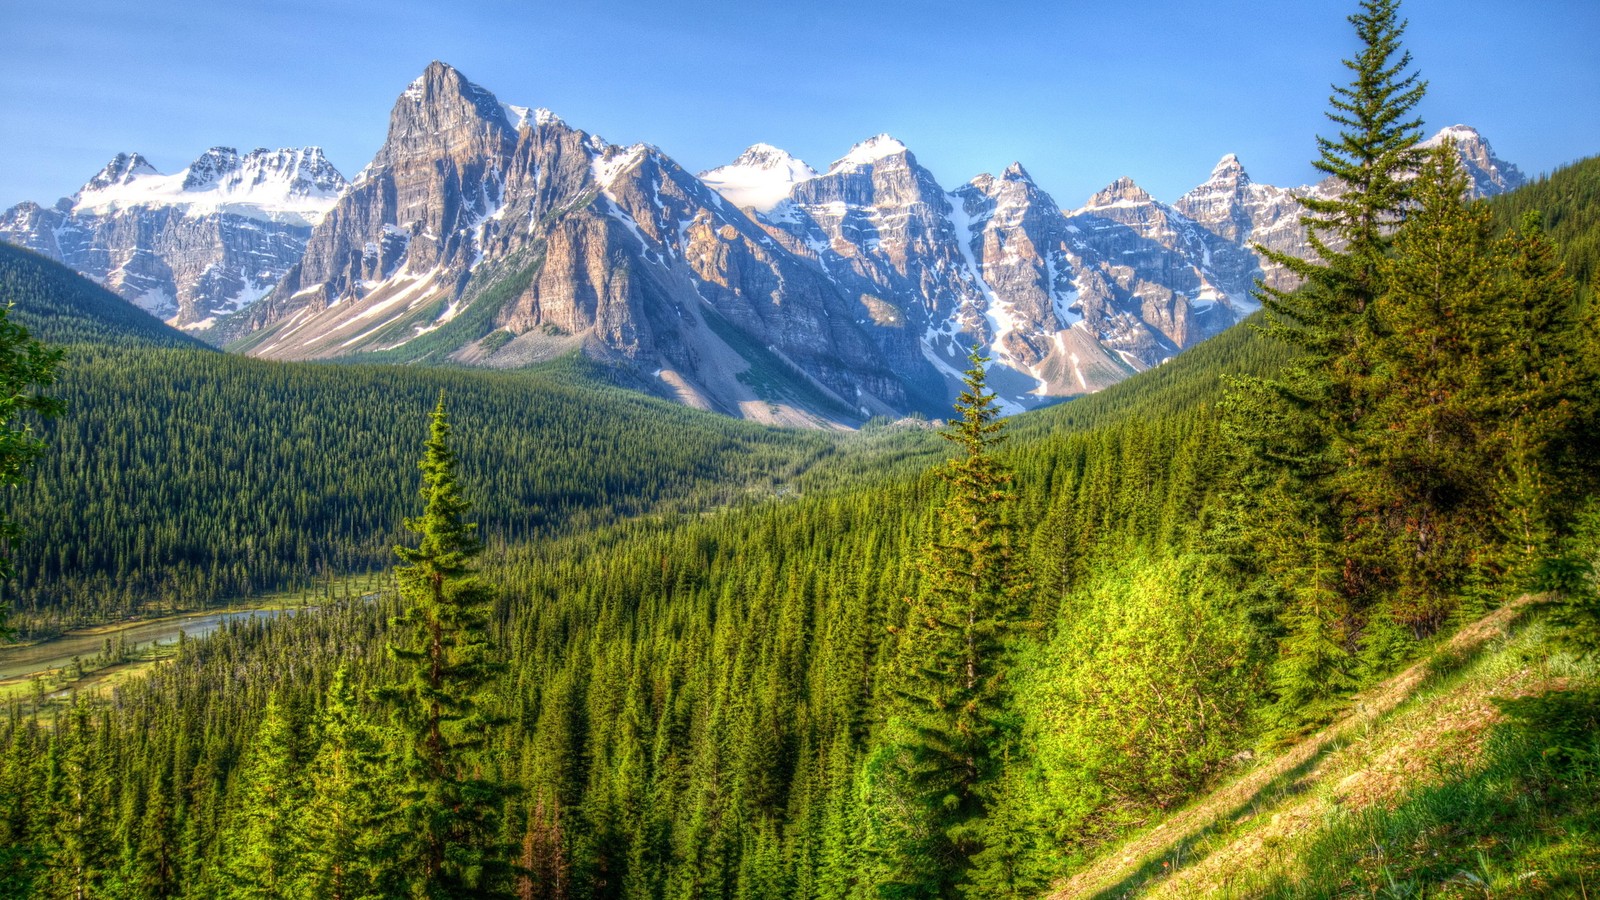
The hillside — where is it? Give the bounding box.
[1489,154,1600,301]
[1052,598,1600,897]
[0,242,209,349]
[0,344,853,633]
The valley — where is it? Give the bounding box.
[0,2,1597,898]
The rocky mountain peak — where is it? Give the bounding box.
[403,61,504,118]
[378,60,513,168]
[181,147,243,190]
[1421,124,1526,198]
[80,153,159,194]
[1001,161,1034,184]
[220,147,348,198]
[1084,176,1153,209]
[699,144,818,212]
[1208,153,1250,185]
[734,143,813,172]
[830,134,910,172]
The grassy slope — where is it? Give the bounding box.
[1049,599,1599,899]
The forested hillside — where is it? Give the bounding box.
[1489,154,1600,300]
[0,244,206,350]
[0,343,859,632]
[1,3,1598,897]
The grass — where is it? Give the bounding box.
[1050,600,1600,899]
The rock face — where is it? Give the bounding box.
[749,143,1261,407]
[1174,154,1310,290]
[230,63,907,427]
[0,147,346,328]
[1173,124,1525,290]
[1421,124,1526,198]
[1,62,1530,426]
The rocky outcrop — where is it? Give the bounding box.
[3,61,1531,426]
[1421,124,1526,199]
[230,63,908,426]
[0,147,345,328]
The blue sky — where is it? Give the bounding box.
[4,0,1597,210]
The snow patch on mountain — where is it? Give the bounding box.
[829,135,908,173]
[73,147,347,227]
[591,145,647,190]
[699,144,818,213]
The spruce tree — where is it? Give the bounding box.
[223,694,306,899]
[877,350,1026,899]
[1261,0,1427,351]
[299,667,405,900]
[1358,142,1500,630]
[1491,212,1599,575]
[1225,0,1428,721]
[385,394,512,898]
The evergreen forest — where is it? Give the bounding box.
[1,3,1599,897]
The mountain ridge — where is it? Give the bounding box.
[0,61,1532,426]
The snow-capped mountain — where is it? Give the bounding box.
[1422,124,1526,198]
[74,146,346,227]
[226,62,907,426]
[698,145,818,212]
[0,147,347,327]
[0,63,1532,425]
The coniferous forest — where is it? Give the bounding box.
[2,2,1600,897]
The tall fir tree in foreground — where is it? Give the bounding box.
[873,351,1027,899]
[1224,0,1428,722]
[385,394,513,898]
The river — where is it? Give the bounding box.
[0,607,300,681]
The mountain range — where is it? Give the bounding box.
[0,61,1527,426]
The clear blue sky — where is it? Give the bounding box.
[4,0,1596,210]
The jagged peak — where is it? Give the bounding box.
[1001,161,1034,184]
[1420,124,1526,197]
[79,152,160,194]
[830,134,909,171]
[700,144,819,212]
[394,60,507,126]
[404,60,461,98]
[1423,124,1485,147]
[182,147,242,190]
[1085,176,1153,209]
[499,104,566,131]
[66,143,346,226]
[718,143,817,175]
[1209,153,1249,182]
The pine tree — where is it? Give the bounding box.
[223,694,306,899]
[1491,212,1599,577]
[299,667,405,900]
[1357,142,1500,629]
[1261,0,1427,351]
[877,351,1027,898]
[385,394,513,898]
[1225,0,1429,721]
